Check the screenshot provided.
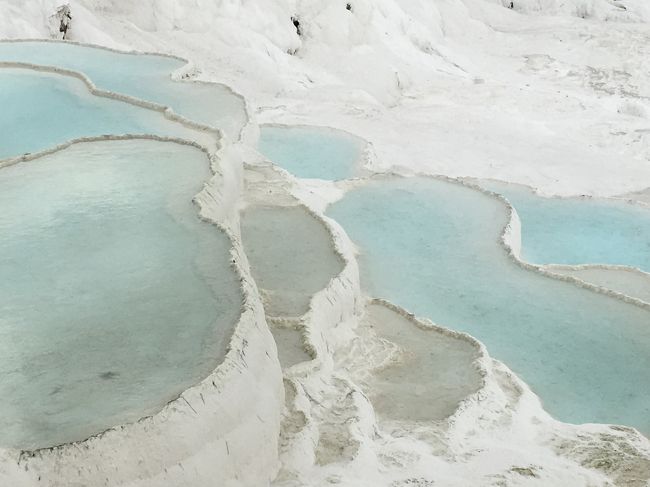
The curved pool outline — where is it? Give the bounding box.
[472,176,650,211]
[6,41,646,429]
[448,174,650,312]
[240,158,366,364]
[257,122,372,182]
[236,160,374,466]
[238,166,363,377]
[469,177,650,301]
[252,123,650,327]
[0,60,221,154]
[331,174,650,434]
[354,171,650,312]
[0,37,253,143]
[240,198,349,321]
[542,262,650,305]
[0,133,252,452]
[252,122,650,437]
[368,298,492,423]
[2,39,647,481]
[254,121,650,312]
[0,47,280,471]
[243,154,646,455]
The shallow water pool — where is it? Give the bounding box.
[363,303,482,421]
[0,68,207,160]
[0,139,241,448]
[0,41,246,138]
[269,326,312,368]
[547,266,650,303]
[479,180,650,272]
[329,177,650,434]
[258,125,365,180]
[241,205,345,317]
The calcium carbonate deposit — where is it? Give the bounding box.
[0,1,649,486]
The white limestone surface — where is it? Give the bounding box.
[0,136,284,487]
[544,265,650,304]
[0,58,283,486]
[2,1,650,486]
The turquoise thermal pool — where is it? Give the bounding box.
[0,41,246,138]
[258,125,365,180]
[0,67,207,160]
[0,139,242,448]
[241,205,345,317]
[479,180,650,272]
[328,177,650,435]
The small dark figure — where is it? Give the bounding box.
[291,16,301,36]
[508,1,514,8]
[346,3,352,11]
[58,5,72,40]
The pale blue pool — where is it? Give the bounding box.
[0,41,246,138]
[329,177,650,435]
[258,125,365,180]
[479,180,650,272]
[0,139,242,448]
[0,68,206,160]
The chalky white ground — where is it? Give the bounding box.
[1,0,649,486]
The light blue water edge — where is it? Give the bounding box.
[258,125,366,181]
[0,139,243,449]
[0,67,209,160]
[328,177,650,435]
[0,40,247,138]
[477,179,650,272]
